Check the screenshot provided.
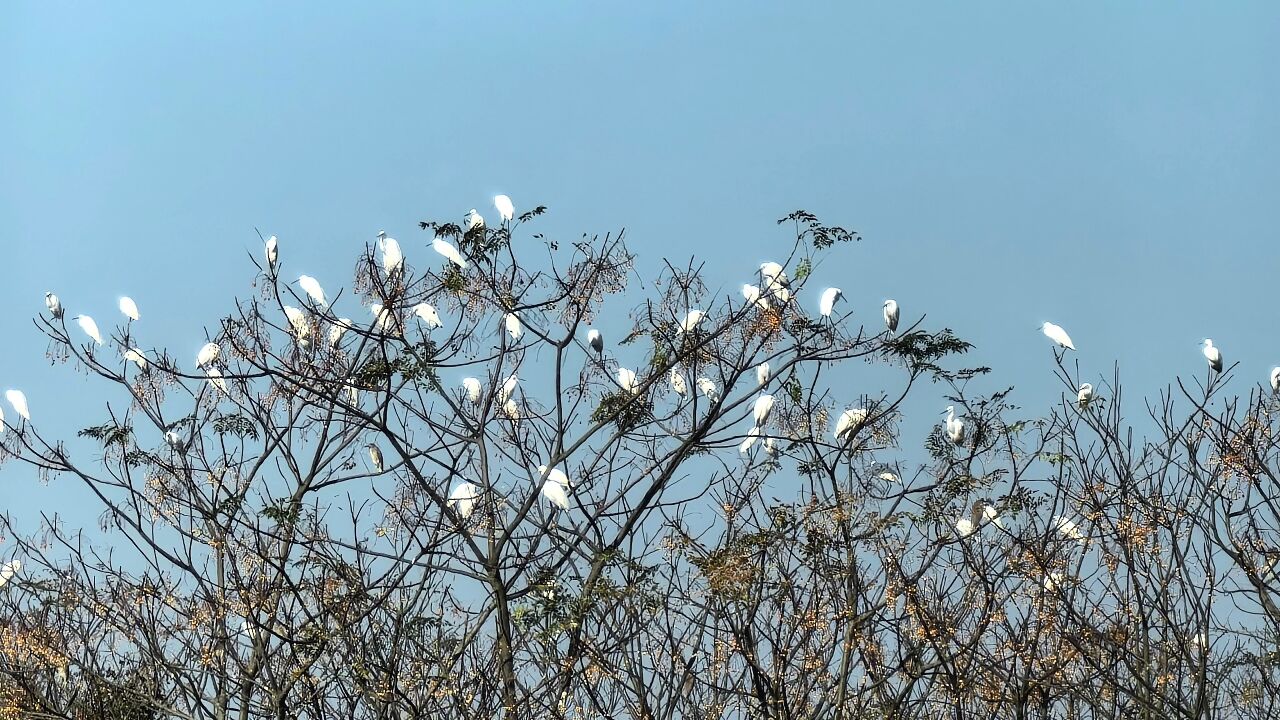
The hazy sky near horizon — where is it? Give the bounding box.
[2,4,1278,521]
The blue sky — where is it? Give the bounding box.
[3,4,1278,522]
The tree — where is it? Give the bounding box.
[1,204,1277,719]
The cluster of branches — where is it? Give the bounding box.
[0,207,1278,720]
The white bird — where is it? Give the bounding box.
[955,505,981,539]
[617,367,639,394]
[462,377,482,403]
[1202,339,1223,373]
[118,297,140,321]
[540,475,570,510]
[329,319,352,348]
[1077,383,1095,408]
[819,288,843,318]
[1271,367,1280,393]
[669,368,687,396]
[538,464,570,489]
[0,560,22,589]
[502,399,521,419]
[367,444,384,473]
[878,472,900,483]
[413,303,443,329]
[742,284,770,310]
[753,394,775,427]
[883,300,899,333]
[6,390,30,422]
[432,235,468,269]
[495,374,519,404]
[447,482,481,521]
[346,385,359,406]
[759,262,787,291]
[206,367,229,395]
[756,362,770,387]
[377,231,404,277]
[370,303,396,333]
[739,426,761,454]
[763,436,778,457]
[265,235,278,269]
[983,504,1006,530]
[494,195,514,223]
[834,407,868,441]
[943,406,965,446]
[297,275,327,306]
[45,292,63,319]
[1041,322,1075,351]
[505,313,522,342]
[75,315,103,345]
[465,209,485,231]
[1042,571,1066,592]
[587,328,603,355]
[1054,515,1086,544]
[679,310,706,334]
[284,306,311,346]
[197,342,221,367]
[164,429,184,452]
[696,377,719,402]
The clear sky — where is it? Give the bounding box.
[3,3,1278,522]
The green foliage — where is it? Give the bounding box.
[793,257,812,283]
[441,265,466,293]
[261,501,300,526]
[592,391,653,432]
[786,377,803,404]
[352,341,440,390]
[777,209,861,248]
[884,328,988,381]
[212,413,259,440]
[78,422,132,448]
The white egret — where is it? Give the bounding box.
[297,275,327,306]
[538,464,570,489]
[347,385,359,406]
[329,318,352,348]
[983,504,1006,530]
[284,306,311,346]
[447,482,481,520]
[75,315,103,345]
[878,471,900,483]
[494,195,514,223]
[370,303,396,333]
[739,426,761,454]
[265,235,278,269]
[955,503,982,539]
[462,377,482,403]
[505,313,522,342]
[617,367,640,394]
[1077,383,1094,408]
[497,374,518,403]
[1043,571,1066,591]
[465,209,485,232]
[206,367,229,395]
[432,235,468,269]
[0,560,22,589]
[759,261,787,290]
[587,328,603,355]
[5,390,29,422]
[164,429,184,452]
[377,231,404,277]
[119,297,140,321]
[540,475,570,510]
[679,310,706,334]
[197,342,221,368]
[45,292,64,319]
[1041,322,1075,350]
[413,303,443,329]
[1054,515,1086,544]
[669,368,687,396]
[367,444,384,473]
[763,436,778,457]
[943,406,965,446]
[753,394,775,427]
[696,377,719,402]
[1202,339,1223,373]
[834,407,868,441]
[819,288,843,317]
[1271,367,1280,393]
[756,362,770,386]
[742,284,770,310]
[883,300,899,333]
[502,398,521,419]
